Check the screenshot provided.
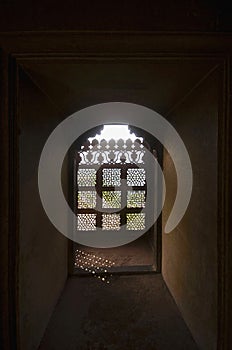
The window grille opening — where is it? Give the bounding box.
[68,124,162,277]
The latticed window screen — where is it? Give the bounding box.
[77,191,96,209]
[75,135,149,231]
[127,190,146,208]
[102,168,121,186]
[102,213,121,231]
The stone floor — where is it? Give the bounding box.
[39,274,199,350]
[75,233,155,268]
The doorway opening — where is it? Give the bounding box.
[68,124,163,276]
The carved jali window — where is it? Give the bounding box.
[75,125,150,232]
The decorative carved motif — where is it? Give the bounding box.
[79,138,146,165]
[77,168,96,187]
[127,190,146,208]
[126,213,146,230]
[102,191,121,209]
[127,168,146,186]
[76,132,148,232]
[78,191,96,209]
[102,168,121,186]
[102,214,121,230]
[77,214,97,231]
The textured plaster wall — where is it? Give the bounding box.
[162,69,219,350]
[18,70,68,350]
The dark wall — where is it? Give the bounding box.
[0,1,231,32]
[18,69,68,350]
[162,67,220,350]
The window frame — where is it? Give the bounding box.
[69,125,163,275]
